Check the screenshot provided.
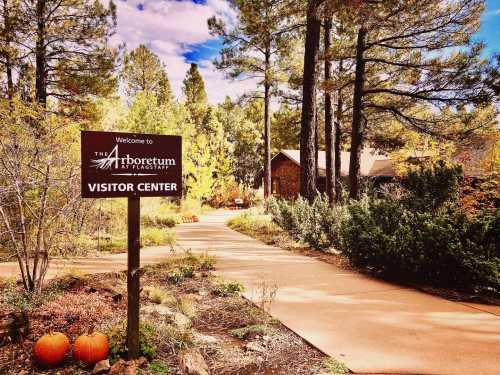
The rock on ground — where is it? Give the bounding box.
[245,341,266,354]
[178,349,210,375]
[173,312,191,330]
[92,359,111,374]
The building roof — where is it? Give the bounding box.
[277,149,395,177]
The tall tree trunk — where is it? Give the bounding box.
[314,88,318,187]
[300,0,321,201]
[324,15,335,206]
[2,0,13,99]
[335,59,344,202]
[35,0,47,105]
[349,27,367,200]
[263,45,271,202]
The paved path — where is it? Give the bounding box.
[175,211,500,375]
[1,210,499,374]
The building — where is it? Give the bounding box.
[267,149,395,199]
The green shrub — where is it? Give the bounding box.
[269,195,348,250]
[197,253,216,271]
[341,197,499,291]
[142,227,176,247]
[402,160,463,212]
[214,279,244,297]
[98,236,127,253]
[149,361,170,375]
[0,279,61,312]
[179,250,216,271]
[268,162,499,293]
[324,357,349,374]
[108,321,157,362]
[166,268,184,284]
[142,214,178,228]
[230,324,267,339]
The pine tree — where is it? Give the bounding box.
[18,0,118,106]
[323,10,335,205]
[218,98,264,187]
[182,63,208,128]
[0,0,22,98]
[122,44,173,104]
[300,0,322,201]
[340,0,496,198]
[208,0,300,201]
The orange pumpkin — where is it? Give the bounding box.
[34,332,70,367]
[73,331,109,365]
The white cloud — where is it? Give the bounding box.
[487,8,500,16]
[111,0,256,104]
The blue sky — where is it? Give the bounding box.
[114,0,500,103]
[474,0,500,57]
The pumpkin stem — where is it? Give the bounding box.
[88,325,95,335]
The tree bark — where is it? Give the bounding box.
[263,44,272,202]
[324,15,335,206]
[335,59,344,202]
[2,0,13,99]
[35,0,47,105]
[300,0,321,201]
[349,27,367,200]
[314,88,319,186]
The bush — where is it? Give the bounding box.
[209,180,260,208]
[149,361,170,375]
[0,279,62,312]
[230,324,267,339]
[401,160,463,212]
[324,357,349,374]
[268,162,499,293]
[142,227,176,247]
[142,214,178,228]
[108,321,157,361]
[269,195,348,250]
[148,361,170,375]
[214,279,244,297]
[341,197,499,291]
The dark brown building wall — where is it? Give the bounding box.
[271,155,300,199]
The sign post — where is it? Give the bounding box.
[81,131,182,359]
[127,196,140,358]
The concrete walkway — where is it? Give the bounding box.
[175,211,500,375]
[1,210,499,374]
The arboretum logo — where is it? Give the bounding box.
[91,144,176,176]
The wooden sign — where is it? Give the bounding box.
[81,130,182,359]
[81,131,182,198]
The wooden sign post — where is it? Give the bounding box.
[127,196,140,358]
[81,131,182,358]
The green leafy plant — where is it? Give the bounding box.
[166,265,194,284]
[142,227,176,248]
[149,360,170,374]
[402,160,463,212]
[341,196,499,291]
[230,324,267,339]
[214,279,244,297]
[0,279,61,312]
[108,321,157,362]
[324,357,349,374]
